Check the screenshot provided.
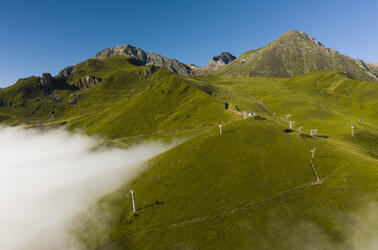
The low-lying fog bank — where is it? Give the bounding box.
[0,127,177,250]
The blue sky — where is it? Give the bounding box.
[0,0,377,87]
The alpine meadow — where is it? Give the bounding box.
[0,3,377,249]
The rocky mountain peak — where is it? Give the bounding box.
[95,44,148,64]
[208,52,236,67]
[279,30,324,47]
[95,44,194,77]
[218,30,378,81]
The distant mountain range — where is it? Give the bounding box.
[78,30,377,82]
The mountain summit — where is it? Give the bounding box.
[218,30,378,81]
[95,44,195,77]
[91,31,377,81]
[207,52,236,67]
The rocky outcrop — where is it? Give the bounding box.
[368,62,378,70]
[138,66,158,76]
[58,66,74,78]
[95,44,195,77]
[354,59,378,81]
[187,52,236,76]
[75,75,101,89]
[207,52,236,67]
[95,44,148,63]
[40,73,77,91]
[40,73,55,91]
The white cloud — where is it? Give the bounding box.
[0,127,176,250]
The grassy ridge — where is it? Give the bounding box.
[77,119,378,249]
[71,67,377,249]
[0,56,233,140]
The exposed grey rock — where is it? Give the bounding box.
[96,44,148,63]
[58,66,74,78]
[75,75,101,89]
[188,52,236,76]
[368,62,378,69]
[95,44,195,77]
[39,73,76,91]
[354,59,378,80]
[40,73,55,91]
[207,52,236,67]
[138,66,158,76]
[186,64,199,69]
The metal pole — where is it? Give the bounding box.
[218,124,222,135]
[311,148,316,158]
[130,189,136,213]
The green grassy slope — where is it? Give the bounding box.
[0,76,62,125]
[0,56,233,141]
[194,71,378,158]
[64,69,233,139]
[0,53,377,249]
[76,119,378,250]
[72,69,377,249]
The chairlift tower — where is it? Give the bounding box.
[218,124,222,135]
[311,148,317,158]
[130,189,136,213]
[289,120,296,129]
[351,125,355,137]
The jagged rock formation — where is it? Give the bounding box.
[40,73,56,91]
[368,62,378,71]
[95,44,194,77]
[218,30,378,81]
[75,75,101,88]
[354,60,378,79]
[189,52,236,76]
[207,52,236,67]
[39,73,76,91]
[58,66,74,78]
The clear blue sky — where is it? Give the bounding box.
[0,0,377,87]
